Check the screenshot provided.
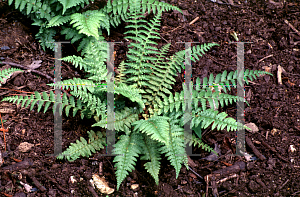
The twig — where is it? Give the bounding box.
[292,191,300,196]
[0,61,53,81]
[206,54,228,67]
[43,172,69,194]
[284,19,300,37]
[257,54,273,64]
[0,113,8,151]
[2,158,33,171]
[28,174,46,192]
[189,17,199,25]
[278,179,289,190]
[170,16,200,33]
[87,185,99,197]
[188,165,203,179]
[277,65,283,85]
[258,135,290,163]
[260,140,277,152]
[216,174,238,184]
[245,136,266,160]
[0,86,28,97]
[0,61,71,97]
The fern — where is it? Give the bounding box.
[3,0,273,191]
[69,10,110,39]
[0,68,24,86]
[113,133,143,190]
[57,130,106,161]
[57,0,90,15]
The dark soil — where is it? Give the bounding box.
[0,0,299,196]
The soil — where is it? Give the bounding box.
[0,0,300,196]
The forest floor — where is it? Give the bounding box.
[0,0,299,196]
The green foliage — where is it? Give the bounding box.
[57,130,106,161]
[0,68,23,85]
[4,0,273,191]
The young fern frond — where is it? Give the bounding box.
[115,61,127,84]
[69,10,110,39]
[57,130,106,161]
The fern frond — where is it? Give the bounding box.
[95,83,145,109]
[61,27,84,44]
[123,8,162,88]
[115,61,127,84]
[58,0,90,15]
[159,116,187,178]
[35,26,57,51]
[1,91,84,117]
[49,78,95,93]
[10,0,52,20]
[184,134,216,155]
[189,108,247,132]
[47,15,71,28]
[61,37,108,77]
[57,130,106,161]
[65,88,107,119]
[133,116,170,145]
[92,107,140,134]
[103,0,181,28]
[70,10,109,39]
[0,68,23,85]
[195,69,273,94]
[113,133,143,190]
[140,136,161,185]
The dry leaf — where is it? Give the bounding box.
[26,60,42,70]
[91,174,114,194]
[17,142,34,152]
[245,123,259,133]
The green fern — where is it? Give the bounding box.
[57,130,106,161]
[3,0,273,191]
[0,68,24,86]
[113,133,143,190]
[57,0,90,15]
[69,10,110,39]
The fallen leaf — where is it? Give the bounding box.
[91,174,114,194]
[17,142,34,153]
[26,60,42,70]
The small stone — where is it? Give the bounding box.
[131,184,139,190]
[288,145,296,153]
[215,27,221,31]
[69,176,77,184]
[181,180,187,185]
[0,46,10,50]
[17,142,34,152]
[271,128,278,136]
